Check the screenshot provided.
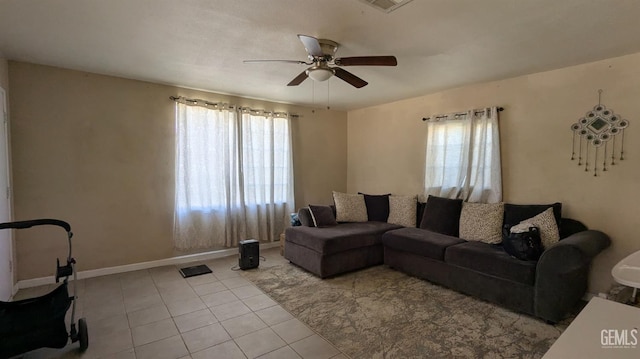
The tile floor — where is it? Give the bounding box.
[11,248,347,359]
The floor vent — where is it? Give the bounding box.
[179,264,212,278]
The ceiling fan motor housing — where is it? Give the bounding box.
[315,39,339,59]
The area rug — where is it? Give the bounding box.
[242,264,576,359]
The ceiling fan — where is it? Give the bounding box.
[244,34,397,88]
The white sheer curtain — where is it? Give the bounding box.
[174,103,294,249]
[424,107,502,203]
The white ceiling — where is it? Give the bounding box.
[1,0,640,111]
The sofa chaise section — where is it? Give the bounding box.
[285,221,402,278]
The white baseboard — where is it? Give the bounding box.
[16,242,279,290]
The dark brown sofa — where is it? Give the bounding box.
[284,200,610,322]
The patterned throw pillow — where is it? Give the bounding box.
[332,191,368,222]
[510,207,560,250]
[387,195,417,227]
[459,202,504,244]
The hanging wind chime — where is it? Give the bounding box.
[571,90,629,176]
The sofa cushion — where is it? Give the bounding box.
[388,195,417,227]
[382,227,465,261]
[419,195,463,236]
[333,191,368,222]
[286,222,403,255]
[504,202,562,229]
[445,241,537,285]
[308,205,338,227]
[459,202,504,244]
[359,192,391,222]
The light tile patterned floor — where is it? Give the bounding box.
[11,248,347,359]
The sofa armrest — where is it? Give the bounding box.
[554,230,610,258]
[534,230,610,322]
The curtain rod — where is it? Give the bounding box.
[169,96,299,118]
[422,106,504,121]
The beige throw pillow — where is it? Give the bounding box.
[332,191,368,222]
[459,202,504,244]
[388,195,417,227]
[510,207,560,250]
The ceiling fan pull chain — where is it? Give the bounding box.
[327,80,331,110]
[312,80,316,109]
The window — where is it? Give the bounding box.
[175,104,238,211]
[174,101,295,249]
[240,112,292,205]
[424,108,502,203]
[175,103,293,212]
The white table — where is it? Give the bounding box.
[612,250,640,302]
[542,297,640,359]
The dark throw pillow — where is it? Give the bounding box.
[416,201,427,228]
[419,195,463,236]
[297,208,314,227]
[308,205,338,227]
[358,192,391,222]
[503,202,562,229]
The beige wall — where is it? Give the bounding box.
[348,52,640,294]
[9,61,347,280]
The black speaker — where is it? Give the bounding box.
[238,239,259,270]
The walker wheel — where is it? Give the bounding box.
[78,318,89,351]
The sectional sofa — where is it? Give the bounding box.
[284,194,610,322]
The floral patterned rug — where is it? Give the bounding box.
[242,264,578,359]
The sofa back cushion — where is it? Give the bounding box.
[459,202,504,244]
[419,195,463,236]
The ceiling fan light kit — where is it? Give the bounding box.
[306,66,335,82]
[244,34,397,88]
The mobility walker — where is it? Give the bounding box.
[0,219,88,359]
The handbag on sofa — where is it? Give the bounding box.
[502,225,543,261]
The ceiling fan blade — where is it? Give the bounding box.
[334,56,397,66]
[244,59,309,65]
[297,34,324,57]
[334,68,368,88]
[287,71,308,86]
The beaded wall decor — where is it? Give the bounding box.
[571,90,629,176]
